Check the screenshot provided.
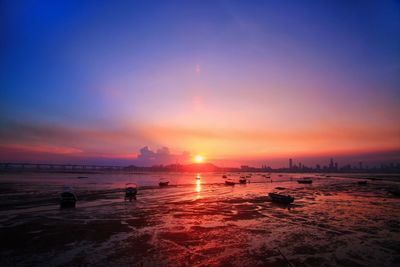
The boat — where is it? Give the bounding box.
[159,178,169,187]
[367,177,382,181]
[125,183,138,201]
[357,181,368,185]
[225,179,235,186]
[239,178,247,184]
[77,176,88,179]
[222,175,227,179]
[388,189,400,197]
[298,178,313,184]
[268,193,294,204]
[60,187,77,208]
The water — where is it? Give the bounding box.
[0,172,399,266]
[0,171,354,190]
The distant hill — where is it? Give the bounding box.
[182,163,221,172]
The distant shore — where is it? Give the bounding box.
[2,161,400,174]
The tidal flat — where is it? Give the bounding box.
[0,172,399,266]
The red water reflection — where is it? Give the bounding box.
[0,173,399,266]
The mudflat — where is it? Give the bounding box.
[0,173,399,266]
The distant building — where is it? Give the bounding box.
[289,158,293,169]
[329,158,334,169]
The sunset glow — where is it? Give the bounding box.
[1,2,400,266]
[194,155,204,164]
[0,1,399,167]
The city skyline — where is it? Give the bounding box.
[2,156,400,173]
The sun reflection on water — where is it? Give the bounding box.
[195,174,201,193]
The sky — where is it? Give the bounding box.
[1,0,399,167]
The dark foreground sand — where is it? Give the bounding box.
[0,175,399,267]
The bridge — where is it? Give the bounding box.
[0,162,134,172]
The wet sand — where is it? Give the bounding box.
[0,173,399,266]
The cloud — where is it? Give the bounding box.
[0,144,82,154]
[0,120,151,155]
[134,146,191,166]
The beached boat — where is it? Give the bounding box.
[125,183,138,201]
[239,178,247,184]
[159,179,169,187]
[60,188,77,208]
[357,181,368,185]
[268,193,294,204]
[388,189,400,197]
[225,179,235,186]
[367,177,382,181]
[298,178,313,184]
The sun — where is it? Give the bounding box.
[194,155,204,163]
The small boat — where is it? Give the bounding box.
[367,177,382,181]
[298,178,313,184]
[357,181,368,185]
[388,189,400,197]
[125,183,138,201]
[159,179,169,187]
[239,178,247,184]
[268,193,294,204]
[225,179,235,186]
[222,175,227,179]
[60,187,77,208]
[275,187,286,190]
[77,176,88,179]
